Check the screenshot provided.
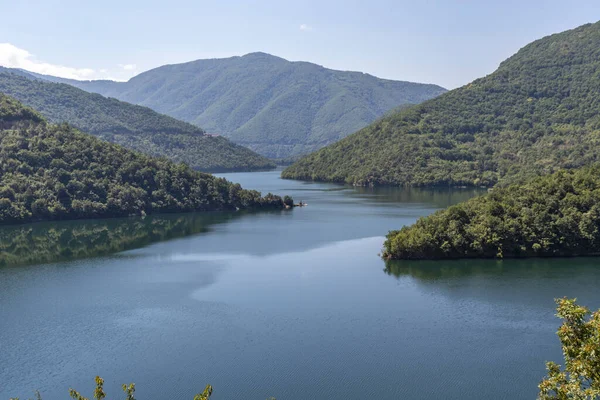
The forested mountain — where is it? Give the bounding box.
[32,53,445,159]
[383,165,600,260]
[0,93,285,225]
[283,22,600,187]
[0,69,274,172]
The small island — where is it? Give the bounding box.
[283,195,306,209]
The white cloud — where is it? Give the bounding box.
[118,63,136,71]
[0,43,138,82]
[0,43,95,80]
[299,24,313,32]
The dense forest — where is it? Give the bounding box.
[32,53,445,158]
[0,70,275,172]
[383,165,600,259]
[283,22,600,187]
[0,93,285,225]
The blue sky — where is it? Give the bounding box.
[1,0,599,88]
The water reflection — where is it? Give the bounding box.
[385,259,506,280]
[384,257,600,281]
[352,186,484,208]
[384,258,600,310]
[0,212,245,267]
[0,183,482,269]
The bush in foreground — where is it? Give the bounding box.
[538,298,600,399]
[9,377,213,400]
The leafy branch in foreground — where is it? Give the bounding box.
[10,377,212,400]
[8,376,217,400]
[67,377,211,400]
[538,298,600,399]
[69,377,213,400]
[8,390,41,400]
[192,385,213,400]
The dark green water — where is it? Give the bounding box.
[1,170,599,400]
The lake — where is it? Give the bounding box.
[1,169,599,400]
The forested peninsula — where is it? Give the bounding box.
[0,93,285,226]
[383,166,600,260]
[283,22,600,187]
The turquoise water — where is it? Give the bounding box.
[1,170,599,399]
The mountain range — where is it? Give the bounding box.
[283,21,600,187]
[32,53,446,159]
[0,68,274,172]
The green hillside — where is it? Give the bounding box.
[0,70,274,172]
[38,53,445,159]
[0,93,284,225]
[383,165,600,260]
[283,22,600,187]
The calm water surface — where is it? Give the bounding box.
[1,170,600,399]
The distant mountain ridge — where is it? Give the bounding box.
[30,53,446,159]
[283,21,600,187]
[0,68,274,172]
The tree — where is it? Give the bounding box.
[538,298,600,399]
[283,195,294,207]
